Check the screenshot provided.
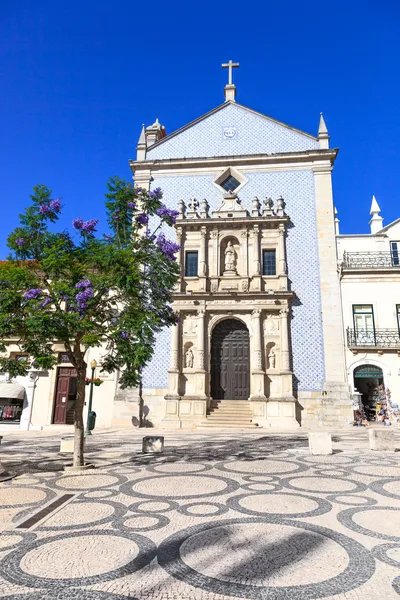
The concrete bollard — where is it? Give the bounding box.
[369,429,396,451]
[60,436,75,454]
[142,436,164,453]
[308,432,333,455]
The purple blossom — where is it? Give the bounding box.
[50,199,61,212]
[15,237,25,247]
[156,204,179,224]
[24,288,41,300]
[135,213,149,226]
[81,219,98,233]
[127,201,136,210]
[104,234,112,241]
[72,217,83,230]
[39,204,50,214]
[72,217,98,234]
[135,187,143,193]
[41,296,51,308]
[149,187,162,200]
[156,233,180,261]
[75,286,93,311]
[76,279,92,289]
[120,332,129,339]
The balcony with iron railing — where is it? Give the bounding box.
[347,328,400,349]
[342,251,400,270]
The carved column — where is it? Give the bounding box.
[176,227,183,292]
[250,309,266,401]
[251,310,263,370]
[197,310,205,370]
[278,224,288,290]
[166,314,180,399]
[199,227,207,291]
[195,309,207,399]
[251,225,261,291]
[280,308,291,371]
[210,228,219,292]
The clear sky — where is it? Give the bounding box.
[1,0,399,256]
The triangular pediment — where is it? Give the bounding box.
[146,101,319,160]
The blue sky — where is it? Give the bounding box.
[1,0,399,256]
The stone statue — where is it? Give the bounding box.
[185,348,194,369]
[224,241,236,272]
[268,347,276,369]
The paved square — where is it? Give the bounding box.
[0,428,400,599]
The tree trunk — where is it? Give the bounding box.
[73,367,87,467]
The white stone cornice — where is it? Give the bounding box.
[129,148,338,176]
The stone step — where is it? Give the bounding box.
[197,422,259,429]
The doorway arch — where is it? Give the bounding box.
[353,364,384,421]
[211,319,250,400]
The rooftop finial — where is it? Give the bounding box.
[369,195,383,234]
[222,60,240,102]
[136,124,146,161]
[318,112,329,149]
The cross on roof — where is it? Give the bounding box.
[222,60,240,85]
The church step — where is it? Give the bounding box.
[197,422,259,429]
[208,414,252,419]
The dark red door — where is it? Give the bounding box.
[53,368,77,424]
[211,319,250,400]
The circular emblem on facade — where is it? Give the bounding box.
[223,126,237,139]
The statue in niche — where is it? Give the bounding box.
[268,347,276,369]
[224,241,236,272]
[185,347,194,368]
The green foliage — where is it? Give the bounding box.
[0,179,180,388]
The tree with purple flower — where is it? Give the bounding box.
[0,179,179,468]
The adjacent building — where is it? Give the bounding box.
[337,198,400,422]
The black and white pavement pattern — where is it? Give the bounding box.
[0,427,399,599]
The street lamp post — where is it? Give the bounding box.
[85,359,97,437]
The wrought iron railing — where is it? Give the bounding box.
[342,251,400,269]
[347,328,400,348]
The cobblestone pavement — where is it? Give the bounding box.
[0,427,400,599]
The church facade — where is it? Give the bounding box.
[117,65,353,429]
[2,63,367,431]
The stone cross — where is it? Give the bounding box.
[222,60,240,85]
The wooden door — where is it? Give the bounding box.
[53,368,77,424]
[211,319,250,400]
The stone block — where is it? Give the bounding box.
[142,436,164,453]
[369,429,396,451]
[60,436,74,453]
[308,432,332,455]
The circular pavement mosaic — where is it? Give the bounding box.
[337,506,400,542]
[369,477,400,501]
[0,485,54,509]
[0,530,157,588]
[54,473,126,491]
[280,475,366,494]
[157,516,375,599]
[128,499,179,514]
[216,459,306,476]
[228,492,332,518]
[120,474,239,500]
[146,461,211,474]
[372,543,400,568]
[0,592,135,600]
[178,502,229,517]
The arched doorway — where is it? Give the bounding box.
[353,364,384,421]
[211,319,250,400]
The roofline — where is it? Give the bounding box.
[129,148,338,173]
[145,100,318,154]
[336,233,388,238]
[379,217,400,232]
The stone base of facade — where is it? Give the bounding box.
[162,395,208,429]
[297,382,353,428]
[250,399,300,429]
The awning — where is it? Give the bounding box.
[0,383,25,399]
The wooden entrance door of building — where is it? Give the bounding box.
[53,367,77,424]
[211,319,250,400]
